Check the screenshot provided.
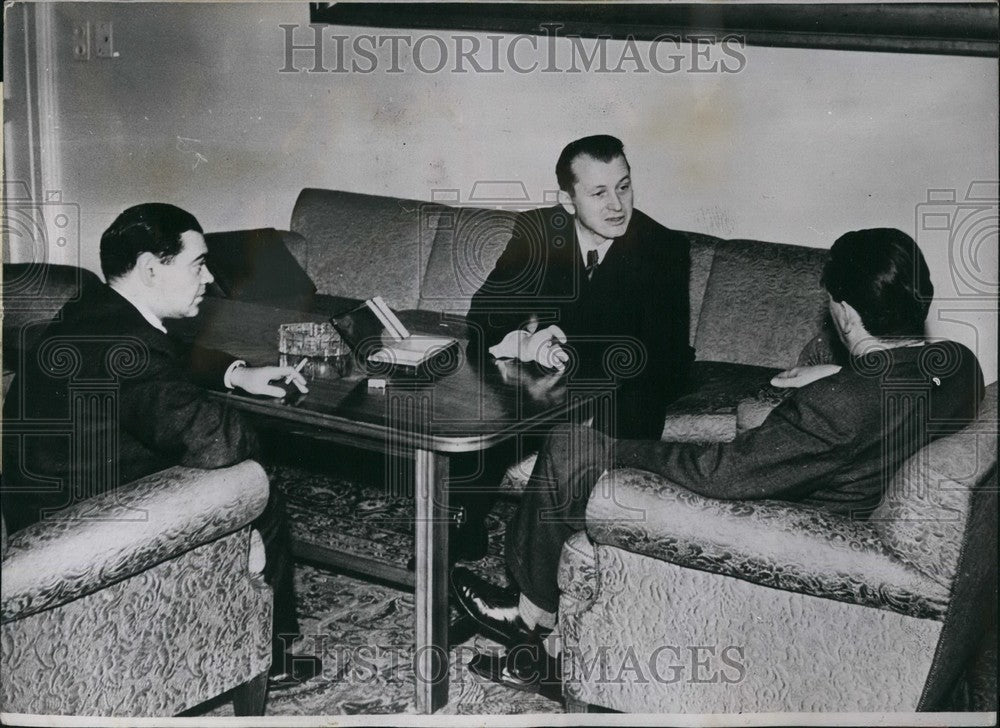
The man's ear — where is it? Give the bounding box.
[840,301,864,331]
[135,252,159,287]
[833,300,868,343]
[557,189,576,217]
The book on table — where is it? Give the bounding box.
[331,295,458,373]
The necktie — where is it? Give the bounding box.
[585,249,599,281]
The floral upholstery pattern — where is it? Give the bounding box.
[2,529,271,716]
[585,467,948,619]
[1,461,272,716]
[2,461,269,621]
[870,383,997,587]
[558,541,941,713]
[559,384,998,713]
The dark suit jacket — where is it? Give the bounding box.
[616,341,985,518]
[1,280,258,532]
[466,205,694,439]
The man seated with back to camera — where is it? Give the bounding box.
[452,134,694,561]
[452,227,984,695]
[1,203,321,688]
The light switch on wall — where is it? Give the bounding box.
[72,22,90,61]
[95,21,114,58]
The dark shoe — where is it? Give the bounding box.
[268,653,323,691]
[467,638,562,700]
[450,566,533,646]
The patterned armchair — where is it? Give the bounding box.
[1,460,273,717]
[558,382,997,713]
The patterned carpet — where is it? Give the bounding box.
[196,439,563,717]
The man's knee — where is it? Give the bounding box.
[543,423,610,463]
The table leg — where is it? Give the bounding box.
[413,448,450,713]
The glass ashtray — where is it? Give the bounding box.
[278,322,352,380]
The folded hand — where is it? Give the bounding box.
[521,325,569,371]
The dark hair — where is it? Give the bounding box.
[821,228,933,338]
[100,203,203,281]
[555,135,628,193]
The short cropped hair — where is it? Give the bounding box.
[100,203,203,281]
[556,135,628,193]
[821,228,933,338]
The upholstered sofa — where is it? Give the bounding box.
[204,188,832,453]
[558,382,997,713]
[201,188,995,713]
[1,263,274,717]
[1,461,274,717]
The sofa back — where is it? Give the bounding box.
[289,188,830,368]
[289,188,446,311]
[691,238,830,368]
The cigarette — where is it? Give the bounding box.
[284,357,307,385]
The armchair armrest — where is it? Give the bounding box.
[585,467,949,620]
[1,460,269,623]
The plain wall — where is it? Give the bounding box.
[5,2,998,381]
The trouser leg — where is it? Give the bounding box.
[252,488,300,665]
[505,424,614,614]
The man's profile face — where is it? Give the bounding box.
[151,230,214,319]
[562,153,633,241]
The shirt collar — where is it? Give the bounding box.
[577,236,615,265]
[109,282,167,334]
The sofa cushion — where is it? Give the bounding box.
[694,239,829,368]
[417,206,521,314]
[660,361,784,442]
[290,189,446,310]
[204,228,316,306]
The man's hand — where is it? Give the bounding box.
[771,364,842,388]
[230,365,309,398]
[488,324,570,371]
[521,325,569,370]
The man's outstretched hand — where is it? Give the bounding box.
[521,325,569,370]
[771,364,842,388]
[488,324,570,371]
[230,365,309,398]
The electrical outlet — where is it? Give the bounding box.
[72,21,90,61]
[95,21,114,58]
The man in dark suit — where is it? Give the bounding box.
[467,134,694,440]
[1,203,316,686]
[454,227,984,695]
[454,136,694,561]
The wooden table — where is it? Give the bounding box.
[187,298,589,713]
